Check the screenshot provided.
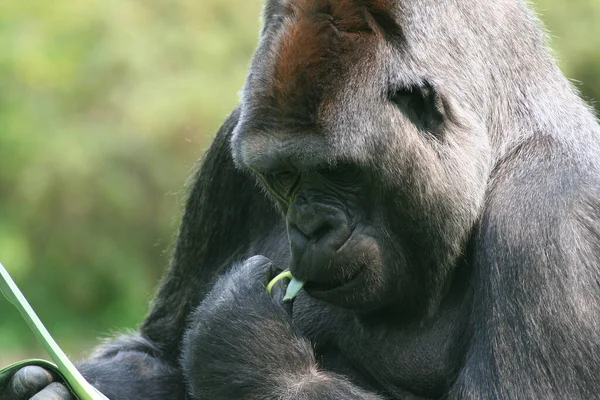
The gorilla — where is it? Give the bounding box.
[3,0,600,398]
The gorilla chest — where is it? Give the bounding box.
[293,295,459,399]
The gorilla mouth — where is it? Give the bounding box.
[304,267,364,293]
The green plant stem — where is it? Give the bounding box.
[0,261,109,400]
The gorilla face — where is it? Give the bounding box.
[231,0,493,311]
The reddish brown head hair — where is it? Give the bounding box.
[270,0,390,124]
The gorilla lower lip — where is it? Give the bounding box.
[305,268,363,293]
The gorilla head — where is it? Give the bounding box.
[231,0,500,311]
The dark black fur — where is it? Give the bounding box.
[3,0,600,399]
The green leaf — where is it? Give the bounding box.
[266,269,305,301]
[283,278,305,302]
[0,261,110,400]
[266,269,293,294]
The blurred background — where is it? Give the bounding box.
[0,0,598,365]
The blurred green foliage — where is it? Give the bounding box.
[0,0,598,364]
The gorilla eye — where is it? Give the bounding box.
[389,81,445,137]
[318,163,362,185]
[271,171,297,189]
[261,170,298,200]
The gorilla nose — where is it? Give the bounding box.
[286,199,352,282]
[292,210,331,241]
[287,197,351,250]
[288,201,336,242]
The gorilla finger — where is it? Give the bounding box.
[267,262,285,280]
[270,275,289,303]
[240,255,275,285]
[8,366,54,398]
[270,278,294,316]
[30,382,74,400]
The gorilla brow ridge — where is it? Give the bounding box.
[270,0,378,124]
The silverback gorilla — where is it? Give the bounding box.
[4,0,600,399]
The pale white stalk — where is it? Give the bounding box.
[267,269,305,301]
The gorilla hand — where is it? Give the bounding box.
[1,366,74,400]
[181,255,385,400]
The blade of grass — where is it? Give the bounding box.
[0,261,110,400]
[282,278,305,302]
[266,270,293,294]
[266,269,305,301]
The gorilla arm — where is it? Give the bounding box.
[1,108,288,400]
[81,108,293,399]
[181,256,386,400]
[450,136,600,399]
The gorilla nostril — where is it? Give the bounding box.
[288,200,347,244]
[289,222,309,240]
[311,224,333,243]
[294,219,332,242]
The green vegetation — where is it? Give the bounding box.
[1,262,109,399]
[267,269,305,301]
[0,0,598,364]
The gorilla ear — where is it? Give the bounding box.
[389,81,446,138]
